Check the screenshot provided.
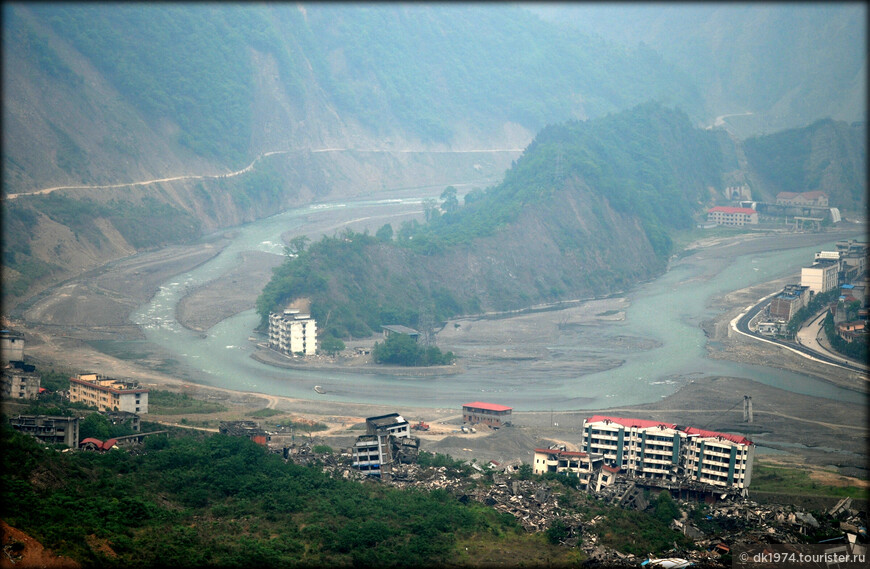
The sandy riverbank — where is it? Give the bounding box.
[7,225,867,480]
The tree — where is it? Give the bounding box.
[375,223,393,242]
[319,335,345,356]
[463,187,485,206]
[423,199,441,222]
[286,235,310,256]
[440,186,459,214]
[79,413,111,440]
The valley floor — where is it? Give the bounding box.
[5,225,868,484]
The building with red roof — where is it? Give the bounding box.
[707,206,758,226]
[462,402,513,428]
[582,415,754,491]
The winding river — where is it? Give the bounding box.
[131,194,866,412]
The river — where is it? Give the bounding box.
[131,197,866,412]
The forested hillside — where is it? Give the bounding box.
[3,4,864,311]
[3,3,700,192]
[743,119,867,212]
[531,3,866,138]
[256,104,728,339]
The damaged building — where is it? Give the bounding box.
[219,420,268,446]
[532,447,618,492]
[350,413,420,475]
[581,416,754,493]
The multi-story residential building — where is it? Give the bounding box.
[706,206,759,226]
[69,373,149,413]
[581,416,754,490]
[582,416,685,482]
[836,239,868,279]
[768,284,810,321]
[801,260,840,293]
[1,366,40,399]
[462,402,513,428]
[681,428,754,490]
[9,415,80,447]
[268,309,317,356]
[776,191,829,207]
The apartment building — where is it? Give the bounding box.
[682,428,754,489]
[1,367,40,400]
[9,415,80,448]
[581,416,754,490]
[69,373,149,413]
[268,309,317,356]
[706,206,759,226]
[768,284,810,321]
[801,260,840,293]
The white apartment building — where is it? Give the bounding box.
[268,308,317,356]
[801,260,840,293]
[682,427,755,490]
[581,416,754,490]
[69,373,148,414]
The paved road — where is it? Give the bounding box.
[733,297,868,374]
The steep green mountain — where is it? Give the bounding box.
[3,3,701,193]
[2,3,703,308]
[256,104,728,339]
[531,3,867,138]
[743,119,867,212]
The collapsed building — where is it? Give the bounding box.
[219,420,268,446]
[532,446,619,492]
[581,416,754,494]
[350,413,419,476]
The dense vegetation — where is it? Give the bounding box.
[302,4,702,142]
[822,310,868,362]
[744,119,867,211]
[0,422,551,567]
[403,103,724,257]
[256,104,726,338]
[1,420,717,567]
[31,5,265,166]
[372,333,455,367]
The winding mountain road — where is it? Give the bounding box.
[732,296,868,375]
[3,146,525,201]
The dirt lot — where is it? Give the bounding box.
[6,225,868,483]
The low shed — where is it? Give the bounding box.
[462,401,513,428]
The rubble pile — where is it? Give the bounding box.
[281,446,867,567]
